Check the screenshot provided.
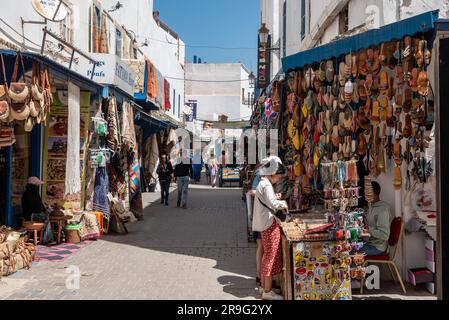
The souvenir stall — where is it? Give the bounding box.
[251,10,444,299]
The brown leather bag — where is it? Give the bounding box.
[8,52,30,121]
[0,54,10,122]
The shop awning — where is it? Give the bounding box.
[282,10,440,72]
[0,50,103,93]
[130,100,170,133]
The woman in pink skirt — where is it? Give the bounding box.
[252,156,288,300]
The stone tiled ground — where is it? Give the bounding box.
[0,180,436,300]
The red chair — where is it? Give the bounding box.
[360,217,406,294]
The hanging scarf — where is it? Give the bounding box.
[164,79,171,110]
[65,82,81,198]
[106,96,120,152]
[93,166,110,218]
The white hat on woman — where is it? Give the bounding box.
[258,156,283,176]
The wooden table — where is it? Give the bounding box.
[49,216,72,244]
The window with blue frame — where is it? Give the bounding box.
[173,89,176,115]
[301,0,306,40]
[178,95,181,118]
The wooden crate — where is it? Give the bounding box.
[281,234,293,300]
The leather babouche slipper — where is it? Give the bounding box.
[403,88,412,113]
[358,80,368,101]
[415,39,425,68]
[424,40,431,66]
[319,61,327,82]
[364,96,372,119]
[402,113,412,138]
[417,70,429,97]
[291,71,299,95]
[403,36,412,61]
[372,46,381,74]
[410,68,419,92]
[358,49,368,76]
[393,166,402,190]
[345,54,352,79]
[394,87,403,116]
[352,81,360,104]
[378,94,388,122]
[371,98,380,125]
[358,132,367,156]
[352,53,358,78]
[358,107,371,130]
[393,141,402,166]
[379,70,389,96]
[339,61,346,86]
[394,64,404,89]
[365,73,373,96]
[379,42,388,67]
[326,60,335,83]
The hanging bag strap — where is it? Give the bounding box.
[19,52,27,83]
[11,53,20,83]
[0,54,8,89]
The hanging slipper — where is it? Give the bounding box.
[300,70,307,98]
[339,62,346,86]
[415,39,425,68]
[424,40,431,66]
[372,74,380,96]
[326,60,335,83]
[287,92,298,114]
[352,81,359,104]
[379,70,389,95]
[403,114,412,138]
[403,88,412,113]
[287,118,297,140]
[372,47,381,74]
[378,95,388,122]
[344,80,353,103]
[358,108,370,130]
[418,70,429,97]
[411,104,426,125]
[371,98,380,125]
[292,71,299,95]
[403,36,412,60]
[379,42,388,67]
[394,89,403,117]
[358,133,367,156]
[386,99,394,127]
[358,49,368,76]
[318,112,325,134]
[393,142,402,165]
[305,67,313,90]
[325,109,332,133]
[319,61,327,82]
[345,54,352,79]
[365,73,373,96]
[394,65,404,89]
[313,126,320,144]
[358,80,368,101]
[410,68,419,92]
[332,125,339,147]
[393,166,402,190]
[352,53,358,78]
[367,47,374,70]
[364,97,372,119]
[344,107,353,131]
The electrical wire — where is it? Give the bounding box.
[166,76,253,83]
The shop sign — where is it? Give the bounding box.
[31,0,68,22]
[79,54,136,96]
[184,100,197,122]
[257,36,271,89]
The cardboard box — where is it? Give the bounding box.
[408,268,434,286]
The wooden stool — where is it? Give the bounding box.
[49,216,72,245]
[22,221,45,246]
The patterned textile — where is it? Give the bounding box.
[35,241,93,262]
[106,96,120,153]
[79,212,100,241]
[93,167,110,217]
[261,220,283,277]
[146,60,158,100]
[156,69,164,107]
[164,79,171,110]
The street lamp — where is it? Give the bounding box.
[248,72,256,88]
[258,23,280,52]
[258,23,270,47]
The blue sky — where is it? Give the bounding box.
[154,0,259,72]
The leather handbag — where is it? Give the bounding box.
[8,52,30,121]
[0,54,10,122]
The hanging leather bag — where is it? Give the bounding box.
[8,52,30,121]
[0,54,11,122]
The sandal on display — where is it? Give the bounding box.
[352,81,360,104]
[352,53,358,78]
[393,166,402,190]
[358,133,367,156]
[403,36,412,60]
[378,94,389,122]
[403,114,412,138]
[365,73,373,96]
[358,49,368,76]
[371,99,380,125]
[339,61,347,86]
[372,47,381,74]
[415,39,425,68]
[345,54,352,79]
[410,68,419,92]
[358,80,368,101]
[403,88,412,113]
[379,42,388,67]
[332,125,339,147]
[393,142,402,165]
[394,65,404,89]
[326,60,335,83]
[424,40,431,66]
[319,61,327,82]
[417,70,429,97]
[379,70,389,95]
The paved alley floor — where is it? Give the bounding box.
[0,183,259,300]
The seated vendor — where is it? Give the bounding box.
[359,181,393,256]
[21,176,46,221]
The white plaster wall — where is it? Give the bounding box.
[286,0,301,56]
[186,63,254,122]
[320,16,339,45]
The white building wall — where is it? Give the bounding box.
[0,0,184,121]
[185,63,254,122]
[285,0,301,56]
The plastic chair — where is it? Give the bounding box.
[360,217,406,294]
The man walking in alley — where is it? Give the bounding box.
[156,154,174,206]
[174,152,193,209]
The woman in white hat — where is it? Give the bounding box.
[252,156,288,300]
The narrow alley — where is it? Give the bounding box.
[0,185,258,300]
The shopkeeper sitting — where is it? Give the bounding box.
[21,176,46,221]
[359,181,393,256]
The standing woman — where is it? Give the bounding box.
[252,157,288,300]
[209,159,218,188]
[156,154,174,206]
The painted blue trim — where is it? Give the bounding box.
[30,124,42,179]
[282,10,440,72]
[437,20,449,31]
[4,146,12,227]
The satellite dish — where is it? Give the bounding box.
[32,0,68,22]
[183,105,192,115]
